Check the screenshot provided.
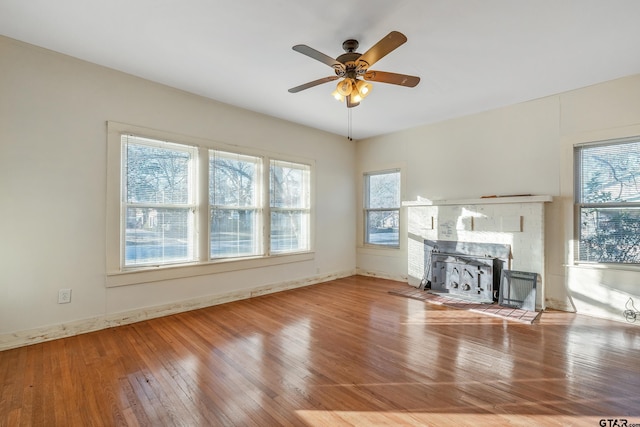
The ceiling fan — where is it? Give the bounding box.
[288,31,420,108]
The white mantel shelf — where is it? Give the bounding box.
[402,195,552,207]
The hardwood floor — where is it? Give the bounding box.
[2,275,640,426]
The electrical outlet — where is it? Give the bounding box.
[58,288,72,304]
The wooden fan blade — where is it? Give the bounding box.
[356,31,407,69]
[288,76,339,93]
[363,70,420,87]
[292,45,346,74]
[346,95,360,108]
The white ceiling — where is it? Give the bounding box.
[2,0,640,140]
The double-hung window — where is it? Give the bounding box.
[107,122,313,284]
[209,150,262,258]
[270,160,311,253]
[123,135,197,267]
[575,136,640,264]
[364,169,401,247]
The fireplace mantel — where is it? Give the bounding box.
[402,195,552,207]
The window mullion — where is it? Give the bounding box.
[264,156,272,256]
[198,147,209,262]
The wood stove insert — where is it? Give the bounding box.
[425,240,511,303]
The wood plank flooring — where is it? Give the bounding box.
[1,275,640,426]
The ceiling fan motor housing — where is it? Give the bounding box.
[337,39,367,77]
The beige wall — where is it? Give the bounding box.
[0,37,357,349]
[356,74,640,323]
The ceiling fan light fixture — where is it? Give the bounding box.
[355,80,372,98]
[331,89,345,102]
[336,78,353,97]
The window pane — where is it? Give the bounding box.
[579,141,640,203]
[367,171,400,209]
[122,135,195,267]
[125,207,192,266]
[271,211,309,253]
[125,139,191,204]
[210,209,260,258]
[270,160,311,254]
[210,151,259,207]
[270,160,310,208]
[364,170,400,247]
[365,210,399,246]
[579,207,640,263]
[576,137,640,264]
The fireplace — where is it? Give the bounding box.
[425,240,511,303]
[405,195,551,310]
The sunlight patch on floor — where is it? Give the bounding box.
[295,410,611,426]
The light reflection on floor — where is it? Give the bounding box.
[295,410,614,426]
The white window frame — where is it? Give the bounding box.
[574,135,640,265]
[363,169,401,248]
[106,122,314,287]
[209,149,263,259]
[269,159,312,254]
[121,135,198,268]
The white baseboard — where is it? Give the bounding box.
[544,298,576,313]
[355,268,407,283]
[0,270,355,352]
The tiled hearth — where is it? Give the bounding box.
[389,285,541,324]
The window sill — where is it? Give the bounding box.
[567,262,640,273]
[106,252,315,287]
[357,245,403,257]
[361,244,400,250]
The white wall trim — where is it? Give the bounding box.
[356,268,407,283]
[0,270,355,352]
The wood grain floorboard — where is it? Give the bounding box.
[1,275,640,426]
